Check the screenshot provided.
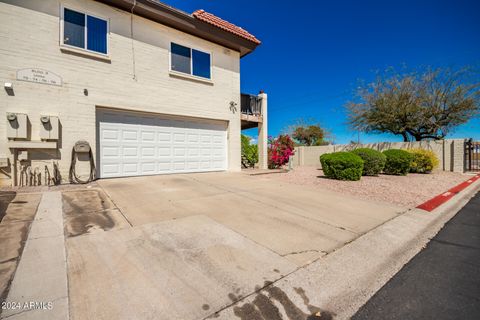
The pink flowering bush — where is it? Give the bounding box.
[268,135,295,169]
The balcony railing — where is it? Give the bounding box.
[241,93,262,116]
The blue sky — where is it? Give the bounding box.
[167,0,480,144]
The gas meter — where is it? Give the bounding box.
[7,113,17,122]
[74,140,91,153]
[40,116,50,124]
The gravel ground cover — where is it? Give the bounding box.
[263,166,469,208]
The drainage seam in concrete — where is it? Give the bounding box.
[96,184,134,227]
[280,249,328,257]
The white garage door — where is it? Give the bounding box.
[97,109,227,178]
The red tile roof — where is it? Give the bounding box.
[192,9,261,45]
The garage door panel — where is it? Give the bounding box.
[187,148,199,157]
[212,160,224,169]
[122,129,139,142]
[212,147,224,157]
[102,163,121,177]
[173,161,185,171]
[212,135,224,144]
[101,128,120,142]
[141,162,156,174]
[200,135,211,143]
[141,130,156,143]
[173,133,186,143]
[157,131,171,142]
[200,148,212,156]
[187,133,199,143]
[186,160,199,170]
[98,109,226,178]
[122,146,139,158]
[157,146,172,157]
[122,163,139,175]
[199,160,211,169]
[158,161,172,172]
[173,147,185,156]
[102,146,120,158]
[141,146,156,158]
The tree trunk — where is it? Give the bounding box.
[401,132,409,142]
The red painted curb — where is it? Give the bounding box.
[416,174,480,212]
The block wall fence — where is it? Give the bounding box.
[290,139,467,173]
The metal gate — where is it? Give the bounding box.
[465,139,480,172]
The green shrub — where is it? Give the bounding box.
[382,149,413,175]
[351,148,386,176]
[409,149,439,173]
[241,134,258,167]
[320,152,364,181]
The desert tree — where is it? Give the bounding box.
[284,118,331,146]
[347,67,480,141]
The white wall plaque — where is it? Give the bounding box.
[16,68,62,86]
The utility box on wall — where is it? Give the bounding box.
[6,113,28,139]
[0,157,9,168]
[39,115,59,140]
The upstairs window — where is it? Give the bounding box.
[62,7,108,55]
[171,43,211,79]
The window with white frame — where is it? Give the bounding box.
[171,43,211,79]
[62,7,108,55]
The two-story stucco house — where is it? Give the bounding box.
[0,0,267,186]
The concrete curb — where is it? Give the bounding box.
[416,174,480,211]
[0,192,69,320]
[209,177,480,320]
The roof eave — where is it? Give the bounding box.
[95,0,260,57]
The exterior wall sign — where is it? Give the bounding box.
[16,68,62,86]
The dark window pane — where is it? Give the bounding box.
[171,43,191,74]
[192,49,211,79]
[87,16,107,54]
[64,8,85,49]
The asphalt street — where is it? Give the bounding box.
[352,191,480,320]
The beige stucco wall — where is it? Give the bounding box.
[0,0,242,186]
[291,139,467,173]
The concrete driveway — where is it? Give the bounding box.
[64,172,404,320]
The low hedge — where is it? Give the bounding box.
[382,149,413,175]
[351,148,386,176]
[320,152,364,181]
[409,149,439,173]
